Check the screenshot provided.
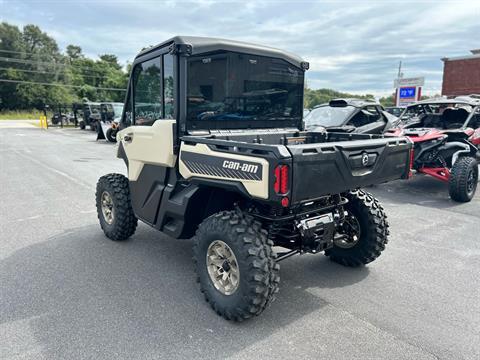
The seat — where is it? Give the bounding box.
[442,108,469,129]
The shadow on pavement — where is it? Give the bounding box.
[369,174,479,212]
[0,224,369,359]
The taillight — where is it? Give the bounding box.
[274,165,289,195]
[274,166,281,193]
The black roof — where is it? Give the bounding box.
[408,95,480,107]
[313,98,379,109]
[136,35,308,69]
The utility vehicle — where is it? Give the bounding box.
[96,36,412,321]
[97,102,124,142]
[387,96,480,202]
[45,104,78,126]
[304,98,400,134]
[385,106,405,118]
[78,102,101,131]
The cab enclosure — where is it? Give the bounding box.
[115,36,411,239]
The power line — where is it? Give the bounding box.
[0,65,113,79]
[0,56,112,74]
[0,49,51,56]
[0,78,126,92]
[0,49,125,73]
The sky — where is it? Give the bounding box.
[2,0,480,97]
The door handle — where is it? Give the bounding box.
[123,134,133,142]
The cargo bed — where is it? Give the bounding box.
[181,130,412,204]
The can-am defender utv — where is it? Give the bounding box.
[96,36,412,321]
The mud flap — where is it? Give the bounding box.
[96,121,110,141]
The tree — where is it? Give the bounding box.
[0,22,129,110]
[0,22,25,109]
[66,45,82,59]
[379,94,395,107]
[304,87,375,109]
[99,54,121,70]
[22,24,59,56]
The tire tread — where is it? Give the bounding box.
[325,189,389,267]
[193,210,279,321]
[96,173,137,241]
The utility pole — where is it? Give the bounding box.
[397,61,403,79]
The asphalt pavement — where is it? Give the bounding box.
[1,125,479,360]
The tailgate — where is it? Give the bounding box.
[288,137,412,203]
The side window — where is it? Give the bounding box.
[133,57,162,126]
[121,91,132,128]
[349,112,368,127]
[365,106,382,121]
[467,107,480,128]
[164,55,175,119]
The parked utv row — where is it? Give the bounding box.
[304,97,480,202]
[92,36,478,322]
[45,101,123,143]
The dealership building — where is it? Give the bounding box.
[442,49,480,96]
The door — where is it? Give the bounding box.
[118,54,177,225]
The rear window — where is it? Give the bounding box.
[186,51,304,129]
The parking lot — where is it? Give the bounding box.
[1,125,479,360]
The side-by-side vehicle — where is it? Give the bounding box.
[95,36,412,321]
[387,96,480,202]
[304,98,399,134]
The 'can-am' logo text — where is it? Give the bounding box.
[223,160,258,174]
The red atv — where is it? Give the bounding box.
[387,96,480,202]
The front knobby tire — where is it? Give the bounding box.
[96,173,137,241]
[449,156,478,203]
[193,210,280,321]
[325,189,389,267]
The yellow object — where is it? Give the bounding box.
[39,115,48,129]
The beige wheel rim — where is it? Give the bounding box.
[101,191,115,225]
[206,240,240,295]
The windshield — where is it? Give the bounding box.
[90,105,101,113]
[113,104,124,117]
[404,103,474,118]
[304,105,356,128]
[386,107,403,117]
[186,52,304,129]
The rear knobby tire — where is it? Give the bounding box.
[106,128,117,143]
[193,210,280,321]
[96,173,137,241]
[325,189,389,267]
[449,156,478,203]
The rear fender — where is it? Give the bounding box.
[438,141,477,165]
